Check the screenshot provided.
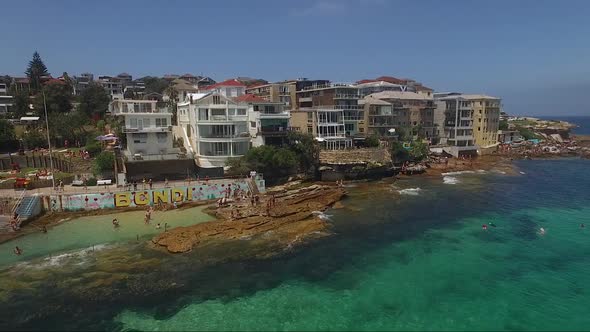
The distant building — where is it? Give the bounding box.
[109,99,179,160]
[123,80,146,99]
[98,76,124,100]
[246,81,296,107]
[498,130,523,144]
[0,82,14,115]
[72,73,94,96]
[11,77,31,94]
[169,78,198,102]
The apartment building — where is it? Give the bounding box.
[289,81,363,148]
[0,83,13,115]
[436,93,501,156]
[360,91,437,141]
[177,92,250,173]
[72,73,94,96]
[245,81,296,107]
[238,94,292,147]
[109,99,179,160]
[98,76,124,100]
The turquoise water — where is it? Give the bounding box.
[0,207,213,267]
[1,159,590,330]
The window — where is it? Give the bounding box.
[307,126,313,134]
[250,121,256,128]
[132,133,147,143]
[213,95,221,104]
[143,118,150,127]
[156,132,167,144]
[478,127,481,131]
[237,109,246,116]
[359,127,364,133]
[307,112,313,120]
[156,118,168,127]
[130,118,138,128]
[264,105,274,114]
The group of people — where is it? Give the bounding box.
[54,180,65,192]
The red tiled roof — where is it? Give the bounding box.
[203,79,246,90]
[44,78,66,85]
[356,79,377,84]
[233,94,268,103]
[415,84,433,91]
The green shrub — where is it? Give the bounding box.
[365,135,380,147]
[22,130,47,149]
[85,141,102,156]
[92,151,114,175]
[86,177,97,186]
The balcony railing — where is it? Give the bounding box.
[259,127,298,136]
[300,83,354,91]
[123,126,172,133]
[334,94,361,99]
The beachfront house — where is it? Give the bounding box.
[238,94,292,147]
[177,92,250,176]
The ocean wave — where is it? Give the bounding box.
[15,243,113,269]
[312,211,333,221]
[441,170,475,176]
[519,171,526,175]
[398,188,422,195]
[443,176,460,184]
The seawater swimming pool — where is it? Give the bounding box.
[0,206,214,267]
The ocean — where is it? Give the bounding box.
[1,159,590,331]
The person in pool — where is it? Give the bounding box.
[14,246,22,255]
[539,227,546,235]
[112,218,119,228]
[156,223,161,229]
[581,223,585,228]
[482,224,488,230]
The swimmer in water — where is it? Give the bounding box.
[156,223,161,229]
[112,218,119,227]
[581,223,585,228]
[488,222,497,227]
[482,224,488,230]
[14,246,22,255]
[539,227,546,235]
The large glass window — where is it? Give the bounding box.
[132,133,147,143]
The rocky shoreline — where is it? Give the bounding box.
[150,184,347,256]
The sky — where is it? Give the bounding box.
[2,0,590,116]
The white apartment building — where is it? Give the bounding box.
[177,92,250,170]
[109,99,179,160]
[0,83,13,115]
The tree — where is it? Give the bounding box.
[0,120,16,144]
[34,80,72,115]
[410,141,429,161]
[499,120,508,131]
[365,135,380,147]
[287,132,320,177]
[77,82,110,119]
[226,145,298,178]
[25,51,49,92]
[141,76,170,95]
[22,130,47,149]
[390,142,410,164]
[48,111,88,146]
[93,151,114,175]
[12,90,31,118]
[164,85,179,124]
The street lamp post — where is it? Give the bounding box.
[42,91,56,190]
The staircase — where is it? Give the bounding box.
[13,196,41,229]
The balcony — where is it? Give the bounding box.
[123,126,172,133]
[259,111,290,119]
[334,94,361,99]
[259,126,297,136]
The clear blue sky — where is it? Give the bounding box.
[2,0,590,116]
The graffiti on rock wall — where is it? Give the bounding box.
[50,180,251,211]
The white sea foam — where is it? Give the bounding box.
[398,188,422,195]
[16,243,113,269]
[443,176,460,184]
[519,171,526,175]
[441,170,475,176]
